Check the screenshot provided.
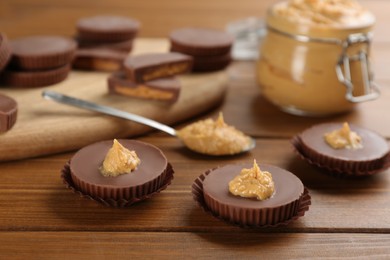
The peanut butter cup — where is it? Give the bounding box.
[64,139,174,207]
[124,52,193,83]
[0,64,71,88]
[0,33,12,72]
[9,36,76,70]
[108,72,181,102]
[192,163,310,227]
[76,15,140,42]
[72,48,128,72]
[0,94,17,132]
[169,28,233,56]
[292,122,390,177]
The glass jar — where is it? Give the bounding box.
[257,4,379,116]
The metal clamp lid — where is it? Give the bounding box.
[335,33,380,103]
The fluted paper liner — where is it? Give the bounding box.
[0,64,71,88]
[292,135,390,178]
[191,169,311,228]
[61,162,174,207]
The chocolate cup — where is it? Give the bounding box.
[0,64,71,88]
[292,135,390,178]
[0,33,12,72]
[192,166,311,228]
[9,36,76,70]
[61,162,174,207]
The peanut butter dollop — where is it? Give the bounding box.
[324,122,363,149]
[100,139,141,177]
[273,0,373,27]
[177,113,251,155]
[228,160,275,201]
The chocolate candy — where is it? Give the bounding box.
[76,38,134,52]
[170,27,233,56]
[0,64,71,88]
[76,15,140,42]
[69,139,171,201]
[293,123,390,176]
[9,36,76,70]
[0,33,12,72]
[0,94,17,132]
[108,72,181,102]
[169,28,233,72]
[124,52,193,83]
[199,163,308,227]
[72,48,128,72]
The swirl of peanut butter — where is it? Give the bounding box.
[100,139,141,177]
[272,0,374,27]
[229,160,275,201]
[177,113,252,155]
[324,122,362,149]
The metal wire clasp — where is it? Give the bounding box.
[335,33,380,103]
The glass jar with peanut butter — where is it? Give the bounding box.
[257,0,379,116]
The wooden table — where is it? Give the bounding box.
[1,0,390,258]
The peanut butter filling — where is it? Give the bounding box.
[100,139,141,177]
[177,113,252,155]
[273,0,374,27]
[142,63,189,81]
[324,122,363,149]
[113,84,174,100]
[229,160,275,201]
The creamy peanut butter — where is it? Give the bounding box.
[324,122,362,149]
[257,0,375,116]
[100,139,141,177]
[273,0,374,28]
[229,160,275,201]
[177,113,251,155]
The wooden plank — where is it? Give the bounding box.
[0,138,388,232]
[0,232,389,258]
[0,38,227,161]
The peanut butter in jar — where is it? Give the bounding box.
[257,0,379,116]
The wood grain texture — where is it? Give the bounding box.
[0,39,227,161]
[1,0,390,258]
[0,232,389,259]
[0,137,388,232]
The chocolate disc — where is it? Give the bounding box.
[0,94,17,132]
[0,33,12,72]
[0,64,71,88]
[72,48,128,72]
[169,28,233,56]
[108,72,181,102]
[9,36,76,70]
[77,15,140,42]
[69,139,170,200]
[202,163,305,226]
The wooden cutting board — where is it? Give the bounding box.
[0,38,228,161]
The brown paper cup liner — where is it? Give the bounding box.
[291,135,390,178]
[0,34,12,71]
[191,169,311,228]
[61,162,174,207]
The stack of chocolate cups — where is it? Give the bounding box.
[169,28,234,72]
[0,35,76,88]
[73,15,140,72]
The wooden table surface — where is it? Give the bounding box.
[1,0,390,258]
